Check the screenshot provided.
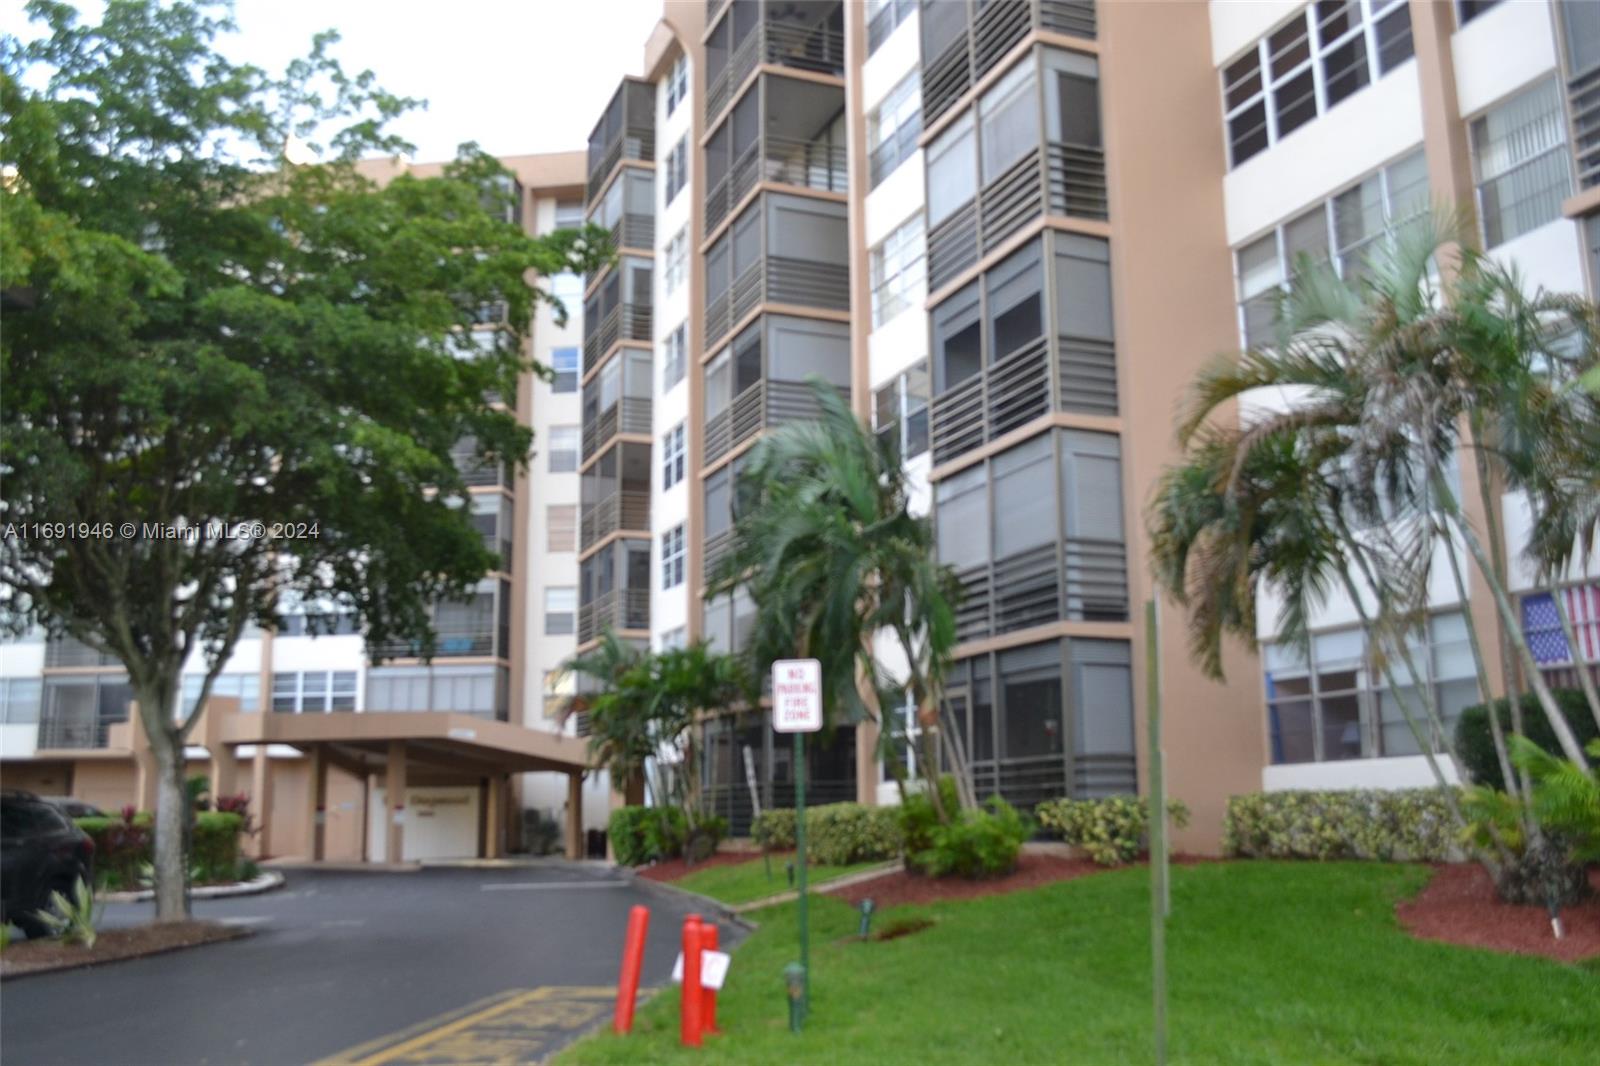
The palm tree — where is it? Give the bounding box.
[559,631,651,804]
[635,640,752,817]
[1151,214,1600,900]
[708,379,974,816]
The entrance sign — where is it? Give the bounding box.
[771,659,822,733]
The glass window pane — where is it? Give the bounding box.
[927,115,977,225]
[992,434,1054,557]
[1270,700,1315,763]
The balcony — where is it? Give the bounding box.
[37,708,124,750]
[920,0,1096,126]
[580,441,652,551]
[705,0,845,125]
[372,580,510,661]
[582,304,652,375]
[579,490,651,548]
[586,79,656,203]
[705,75,848,232]
[952,538,1128,645]
[582,349,653,463]
[577,588,651,644]
[43,636,118,669]
[705,192,849,348]
[450,438,509,489]
[585,169,656,289]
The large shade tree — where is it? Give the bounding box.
[0,0,604,919]
[709,380,975,816]
[1150,216,1599,901]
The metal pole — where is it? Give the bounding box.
[795,729,809,1024]
[1146,598,1168,1066]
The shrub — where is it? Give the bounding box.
[1455,689,1596,790]
[1036,796,1191,867]
[609,805,691,866]
[193,812,245,883]
[1223,788,1459,861]
[76,810,244,886]
[747,804,900,864]
[35,877,100,948]
[897,776,962,863]
[751,809,796,850]
[913,797,1029,879]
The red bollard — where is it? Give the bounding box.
[700,921,720,1035]
[613,905,650,1035]
[680,914,704,1048]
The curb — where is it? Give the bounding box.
[99,871,285,904]
[0,924,254,981]
[729,861,903,914]
[616,867,755,932]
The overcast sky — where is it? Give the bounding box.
[4,0,665,162]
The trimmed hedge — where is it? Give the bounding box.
[912,797,1029,878]
[1036,796,1191,867]
[75,811,244,888]
[1455,689,1597,790]
[1223,789,1459,861]
[749,803,902,865]
[609,806,688,866]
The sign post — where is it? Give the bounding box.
[772,658,822,1029]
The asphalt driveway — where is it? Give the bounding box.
[1,863,736,1065]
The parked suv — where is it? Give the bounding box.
[1,790,95,938]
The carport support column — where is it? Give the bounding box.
[566,772,583,860]
[305,745,328,862]
[485,774,505,859]
[386,740,407,865]
[249,746,274,859]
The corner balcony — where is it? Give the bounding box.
[920,0,1096,126]
[577,588,651,644]
[705,0,845,125]
[581,350,653,463]
[705,75,847,232]
[587,79,656,204]
[579,441,651,551]
[704,192,849,349]
[583,256,653,374]
[952,538,1128,645]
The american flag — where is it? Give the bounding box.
[1523,583,1600,664]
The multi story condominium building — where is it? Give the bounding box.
[5,1,1596,860]
[0,154,606,863]
[575,0,1600,850]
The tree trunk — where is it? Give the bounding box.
[149,726,192,922]
[1443,533,1520,799]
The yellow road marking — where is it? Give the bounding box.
[316,986,617,1066]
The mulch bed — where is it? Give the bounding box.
[635,850,785,883]
[1396,864,1600,964]
[1,920,250,979]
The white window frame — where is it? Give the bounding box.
[662,323,687,391]
[666,54,688,115]
[271,670,358,714]
[544,586,576,635]
[662,422,686,490]
[870,213,927,328]
[664,228,688,295]
[548,425,579,473]
[665,137,688,205]
[661,524,686,590]
[1470,77,1572,249]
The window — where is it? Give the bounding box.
[661,525,686,589]
[271,671,357,714]
[1222,1,1414,168]
[548,504,576,552]
[549,273,582,327]
[1234,148,1427,346]
[979,63,1038,183]
[179,674,260,715]
[275,606,358,636]
[1456,0,1502,26]
[659,625,688,651]
[665,137,688,204]
[927,113,977,226]
[544,587,576,635]
[0,678,42,724]
[662,422,686,489]
[553,200,584,231]
[548,425,579,472]
[367,666,506,717]
[664,228,687,294]
[869,71,922,188]
[872,360,930,460]
[867,0,914,55]
[666,53,687,115]
[550,346,578,393]
[1471,78,1572,248]
[662,323,687,390]
[870,214,926,327]
[1523,582,1600,673]
[1264,612,1473,763]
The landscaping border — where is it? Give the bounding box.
[0,921,253,980]
[97,870,284,903]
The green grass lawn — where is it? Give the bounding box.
[669,856,889,906]
[563,862,1598,1065]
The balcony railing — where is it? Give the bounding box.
[951,536,1128,645]
[1570,65,1600,190]
[703,379,822,465]
[582,397,653,462]
[868,0,914,55]
[922,0,1097,126]
[580,490,651,550]
[928,142,1106,293]
[706,256,848,347]
[929,333,1116,465]
[706,19,846,124]
[453,450,508,489]
[37,709,125,750]
[582,303,653,373]
[585,214,656,288]
[43,637,117,669]
[588,129,655,204]
[372,627,498,660]
[578,588,651,643]
[870,119,921,189]
[707,135,848,232]
[703,528,736,579]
